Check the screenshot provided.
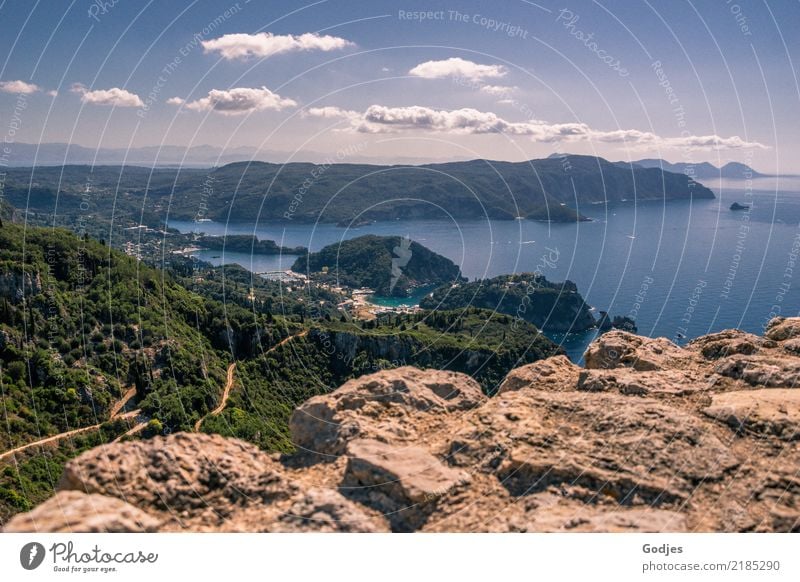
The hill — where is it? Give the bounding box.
[1,155,715,226]
[622,158,764,179]
[292,235,464,296]
[420,273,596,333]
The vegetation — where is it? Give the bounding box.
[420,273,597,333]
[196,234,307,256]
[293,235,464,296]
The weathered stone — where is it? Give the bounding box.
[342,438,470,531]
[58,432,296,521]
[3,491,159,532]
[345,439,470,504]
[703,389,800,440]
[578,368,707,396]
[498,355,580,393]
[714,355,800,387]
[688,329,762,359]
[765,317,800,341]
[448,390,739,507]
[583,331,697,371]
[290,366,485,456]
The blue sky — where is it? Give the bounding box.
[0,0,798,172]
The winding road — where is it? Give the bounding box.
[194,362,237,432]
[193,329,308,432]
[0,330,312,457]
[0,408,141,462]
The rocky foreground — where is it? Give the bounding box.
[6,319,800,532]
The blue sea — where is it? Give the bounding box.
[171,177,800,362]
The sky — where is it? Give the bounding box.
[0,0,798,172]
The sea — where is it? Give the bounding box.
[170,177,800,363]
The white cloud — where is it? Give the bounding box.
[202,32,354,60]
[46,90,58,97]
[409,57,507,81]
[182,87,296,115]
[480,85,516,97]
[0,80,41,94]
[166,97,185,106]
[70,83,144,107]
[305,106,360,120]
[308,103,768,150]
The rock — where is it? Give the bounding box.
[765,317,800,341]
[58,432,296,525]
[688,329,762,359]
[782,338,800,355]
[289,366,485,457]
[703,390,800,440]
[220,487,390,533]
[577,368,707,396]
[524,500,688,532]
[714,355,800,387]
[343,439,471,530]
[344,438,469,505]
[273,488,390,533]
[450,390,738,506]
[583,331,697,371]
[3,491,159,532]
[497,355,580,393]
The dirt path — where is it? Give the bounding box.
[194,363,237,432]
[109,386,137,418]
[269,330,308,353]
[112,419,148,443]
[0,409,141,462]
[193,329,308,432]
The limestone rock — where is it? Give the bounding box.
[703,389,800,440]
[448,390,737,507]
[3,491,160,532]
[289,366,485,457]
[765,317,800,341]
[688,329,763,359]
[498,355,580,393]
[714,355,800,387]
[577,368,707,397]
[59,432,296,525]
[583,331,697,371]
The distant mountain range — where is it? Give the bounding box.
[0,142,466,167]
[0,154,714,224]
[612,157,765,179]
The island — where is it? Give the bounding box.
[730,202,750,211]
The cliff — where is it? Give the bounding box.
[5,319,800,533]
